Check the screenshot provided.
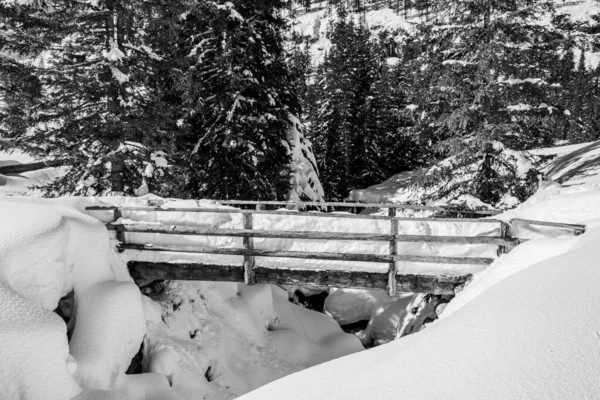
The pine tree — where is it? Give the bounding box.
[159,0,302,200]
[307,7,419,199]
[0,1,174,196]
[405,0,570,204]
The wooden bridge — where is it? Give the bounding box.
[86,201,585,296]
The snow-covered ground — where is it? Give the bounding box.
[0,195,367,399]
[4,130,600,400]
[238,161,600,400]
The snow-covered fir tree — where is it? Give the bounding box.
[403,0,572,204]
[0,0,175,196]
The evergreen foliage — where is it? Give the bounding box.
[0,0,174,196]
[3,0,600,206]
[401,0,573,204]
[0,0,306,200]
[305,6,419,199]
[159,0,300,200]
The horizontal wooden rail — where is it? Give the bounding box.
[118,243,495,265]
[0,161,60,175]
[128,261,472,295]
[108,224,395,241]
[108,224,514,245]
[511,218,585,234]
[216,200,500,215]
[87,206,503,223]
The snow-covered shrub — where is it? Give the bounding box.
[417,141,539,208]
[286,115,325,202]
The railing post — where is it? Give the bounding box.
[388,208,398,296]
[243,212,256,285]
[114,208,125,244]
[498,221,509,255]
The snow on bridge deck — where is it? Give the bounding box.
[85,200,584,295]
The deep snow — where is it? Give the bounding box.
[238,182,600,400]
[0,196,364,399]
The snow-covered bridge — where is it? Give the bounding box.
[86,201,585,296]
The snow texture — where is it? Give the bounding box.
[239,181,600,400]
[0,194,363,400]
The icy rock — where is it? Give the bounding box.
[324,288,391,325]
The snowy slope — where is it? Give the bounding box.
[292,6,412,65]
[544,140,600,185]
[238,182,600,400]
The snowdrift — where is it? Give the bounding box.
[0,196,363,400]
[239,184,600,400]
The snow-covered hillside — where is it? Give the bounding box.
[292,0,600,67]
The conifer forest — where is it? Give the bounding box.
[1,0,599,206]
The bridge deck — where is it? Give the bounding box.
[86,202,585,295]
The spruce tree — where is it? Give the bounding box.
[158,0,302,200]
[405,0,570,204]
[0,0,173,196]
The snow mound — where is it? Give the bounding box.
[0,196,363,400]
[0,282,81,400]
[0,197,146,398]
[140,281,362,399]
[239,222,600,400]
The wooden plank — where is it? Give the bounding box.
[393,217,501,223]
[137,199,500,215]
[511,218,585,232]
[117,243,494,265]
[395,235,518,245]
[107,224,514,245]
[85,205,501,220]
[113,208,125,243]
[89,206,394,221]
[394,254,493,265]
[107,224,394,241]
[0,161,51,175]
[243,213,256,285]
[127,261,472,295]
[388,208,398,296]
[128,261,244,283]
[119,243,392,262]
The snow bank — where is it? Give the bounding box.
[238,216,600,400]
[0,282,81,400]
[139,281,362,399]
[0,166,67,196]
[0,197,146,398]
[0,195,364,400]
[544,140,600,185]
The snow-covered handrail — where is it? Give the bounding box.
[87,205,586,296]
[127,199,501,215]
[87,205,502,222]
[510,218,585,235]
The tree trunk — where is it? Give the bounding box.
[111,155,125,194]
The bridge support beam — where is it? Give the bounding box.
[128,261,471,295]
[388,208,398,296]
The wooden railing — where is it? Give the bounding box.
[85,203,585,296]
[143,199,501,216]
